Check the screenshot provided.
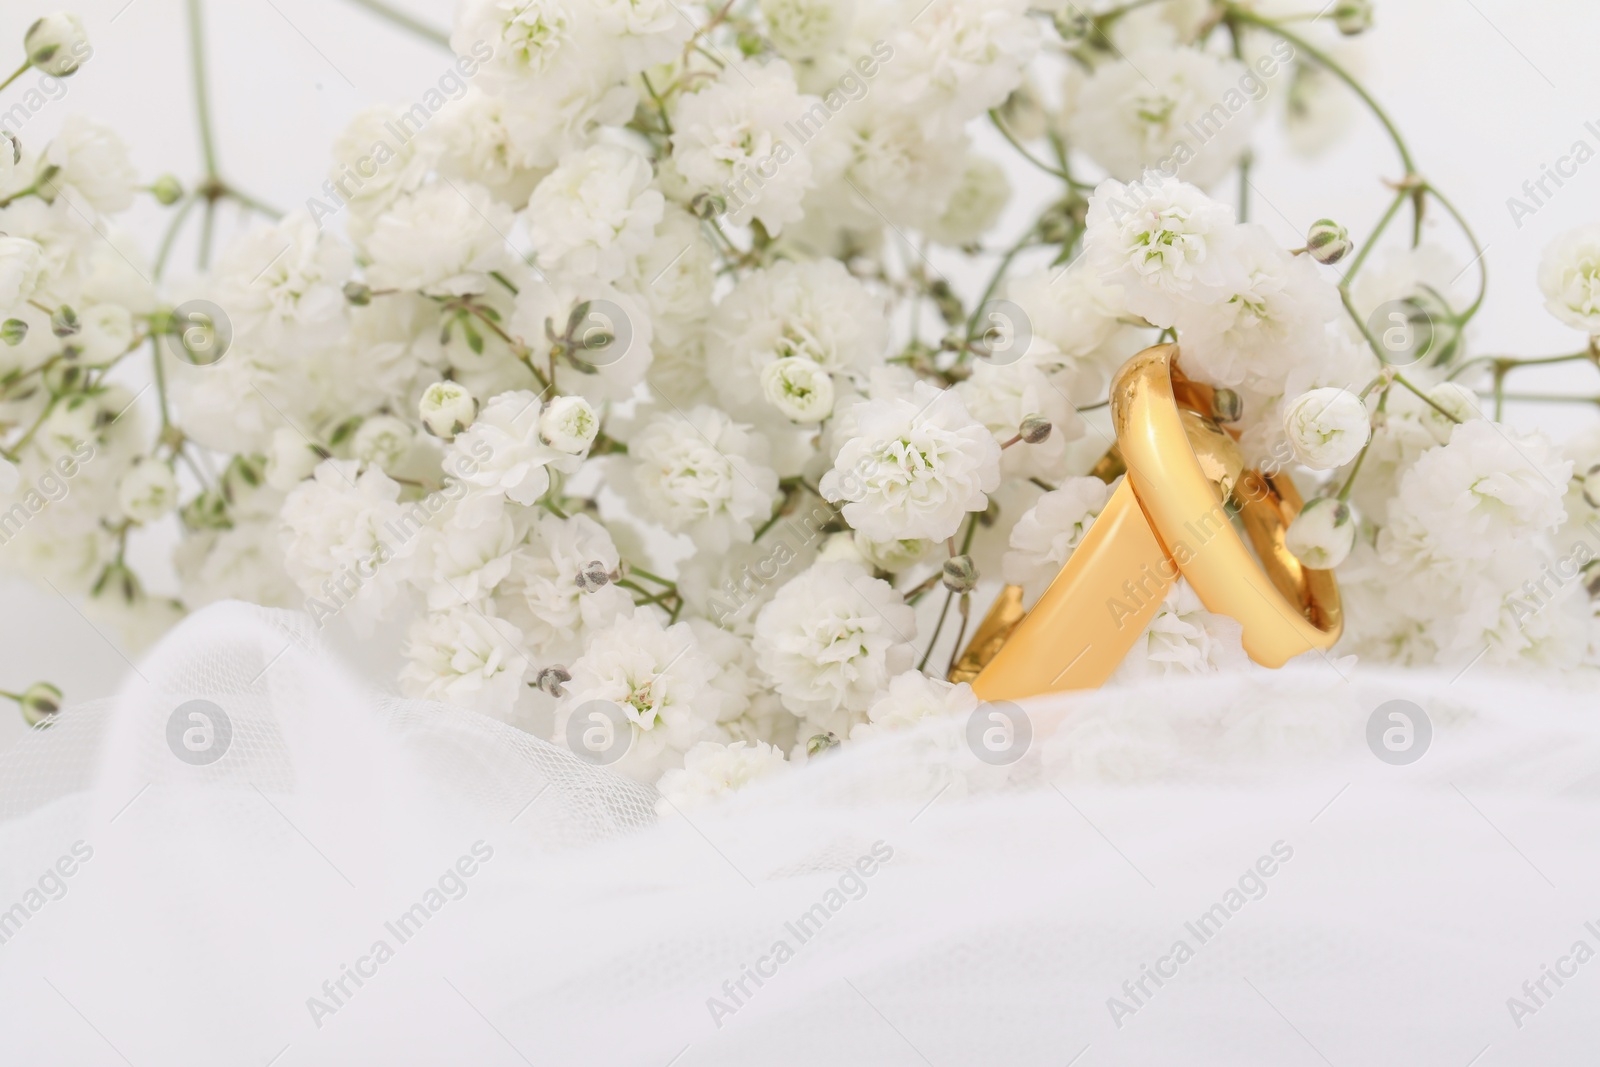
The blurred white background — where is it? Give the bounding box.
[1,0,1596,750]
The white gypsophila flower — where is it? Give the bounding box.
[210,212,354,348]
[656,740,790,811]
[527,142,664,282]
[352,415,415,472]
[1002,477,1111,603]
[760,0,853,60]
[954,361,1084,482]
[43,116,137,214]
[175,518,300,611]
[707,258,888,415]
[1285,497,1356,569]
[684,618,799,750]
[278,459,409,616]
[364,182,512,296]
[761,356,835,423]
[265,426,322,491]
[116,459,178,525]
[1537,223,1600,334]
[828,102,970,232]
[887,0,1038,124]
[628,405,780,551]
[924,154,1011,248]
[0,236,43,307]
[0,457,19,494]
[495,512,629,652]
[752,560,916,731]
[555,609,724,782]
[1173,224,1341,391]
[669,57,818,234]
[421,489,522,609]
[1114,580,1248,682]
[455,0,614,88]
[450,389,570,505]
[628,205,715,352]
[400,607,529,716]
[1069,45,1258,190]
[1007,260,1137,386]
[25,13,90,77]
[1084,174,1241,327]
[592,0,691,73]
[329,107,438,227]
[821,381,1001,542]
[539,394,598,454]
[1388,419,1572,562]
[1282,387,1371,470]
[432,90,547,205]
[849,669,978,741]
[852,531,933,573]
[419,380,479,439]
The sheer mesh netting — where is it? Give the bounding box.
[1,600,1598,1065]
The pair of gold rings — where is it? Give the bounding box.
[950,344,1343,701]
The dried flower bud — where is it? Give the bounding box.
[1333,0,1373,35]
[1306,219,1353,265]
[575,561,611,593]
[18,681,61,727]
[690,192,726,220]
[51,304,79,338]
[1211,388,1243,423]
[343,281,373,306]
[1053,8,1092,44]
[806,732,840,758]
[942,554,979,593]
[535,666,571,698]
[1019,414,1052,444]
[151,174,183,206]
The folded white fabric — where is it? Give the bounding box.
[0,601,1595,1066]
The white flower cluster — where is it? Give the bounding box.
[4,1,1598,796]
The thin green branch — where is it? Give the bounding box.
[340,0,450,48]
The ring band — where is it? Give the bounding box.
[951,343,1343,699]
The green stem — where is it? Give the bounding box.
[1422,182,1487,325]
[917,590,956,672]
[1341,187,1407,286]
[340,0,450,48]
[989,109,1075,184]
[151,337,171,430]
[1393,372,1462,423]
[1335,432,1374,503]
[0,60,30,94]
[154,194,199,279]
[1446,350,1596,382]
[186,0,221,178]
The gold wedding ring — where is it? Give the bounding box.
[951,344,1342,701]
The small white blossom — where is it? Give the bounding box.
[1283,387,1371,470]
[656,740,790,811]
[0,236,43,307]
[821,381,1001,542]
[352,415,414,472]
[116,459,178,524]
[752,561,917,733]
[1002,477,1111,602]
[527,142,664,282]
[400,607,529,716]
[365,182,512,296]
[1285,497,1356,569]
[450,389,566,506]
[25,13,89,77]
[539,394,598,454]
[628,406,780,551]
[44,117,137,214]
[419,381,479,439]
[760,356,835,423]
[1537,223,1600,334]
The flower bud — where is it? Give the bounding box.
[180,490,231,531]
[576,560,611,593]
[1211,387,1243,423]
[1019,414,1052,444]
[265,426,322,491]
[419,381,477,439]
[1306,219,1353,265]
[805,731,840,758]
[18,681,61,727]
[1053,8,1092,44]
[343,281,372,306]
[690,192,726,220]
[117,458,178,524]
[540,394,599,454]
[535,666,570,698]
[1,317,27,346]
[1333,0,1373,35]
[221,453,266,500]
[151,174,183,206]
[1583,463,1600,510]
[760,356,835,423]
[942,554,979,594]
[853,532,931,573]
[51,304,79,338]
[25,14,90,77]
[1285,497,1356,569]
[1283,387,1371,470]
